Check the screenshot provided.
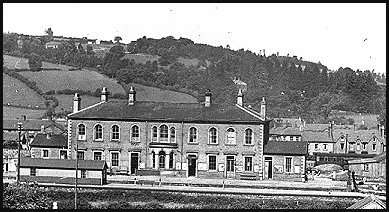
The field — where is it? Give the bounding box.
[123,83,198,103]
[3,55,75,71]
[53,94,102,112]
[19,70,126,94]
[3,73,46,108]
[3,106,46,120]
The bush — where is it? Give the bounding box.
[3,183,52,209]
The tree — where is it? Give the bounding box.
[3,183,52,209]
[114,36,122,44]
[45,27,53,41]
[28,53,43,71]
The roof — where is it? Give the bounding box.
[3,119,66,133]
[347,195,386,209]
[332,129,384,144]
[29,133,67,148]
[263,140,308,155]
[348,152,386,164]
[20,157,107,170]
[270,126,301,136]
[68,100,268,124]
[3,149,31,159]
[45,41,63,45]
[302,131,334,143]
[313,152,378,158]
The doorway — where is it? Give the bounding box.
[188,155,197,177]
[130,152,139,175]
[264,157,273,179]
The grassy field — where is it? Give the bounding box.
[123,83,198,103]
[19,70,126,94]
[52,94,102,112]
[3,73,46,108]
[42,188,358,209]
[3,106,46,120]
[3,55,75,71]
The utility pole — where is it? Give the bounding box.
[74,141,78,209]
[17,122,23,183]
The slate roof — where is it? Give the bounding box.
[68,100,267,124]
[29,133,67,148]
[302,131,334,143]
[263,140,308,155]
[20,157,107,170]
[269,126,301,136]
[348,152,386,164]
[3,119,66,133]
[347,195,386,209]
[332,129,384,144]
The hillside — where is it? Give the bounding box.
[3,106,46,120]
[3,55,76,71]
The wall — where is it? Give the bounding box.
[333,136,385,155]
[20,167,102,179]
[30,147,67,159]
[348,160,386,181]
[308,143,334,155]
[264,154,305,181]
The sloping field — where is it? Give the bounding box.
[3,106,45,120]
[123,83,198,103]
[3,73,46,108]
[53,94,102,112]
[19,70,126,94]
[3,55,75,71]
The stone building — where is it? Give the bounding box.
[30,133,68,159]
[67,87,271,180]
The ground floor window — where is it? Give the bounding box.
[60,150,67,159]
[152,152,156,168]
[226,156,235,172]
[169,152,174,169]
[81,170,86,178]
[285,157,292,173]
[94,152,102,160]
[244,157,253,171]
[77,151,84,160]
[159,151,166,169]
[208,155,216,170]
[363,164,369,171]
[30,168,36,176]
[111,152,119,167]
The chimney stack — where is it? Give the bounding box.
[260,97,266,119]
[205,89,212,107]
[73,93,81,113]
[101,87,109,102]
[237,89,243,106]
[128,86,136,105]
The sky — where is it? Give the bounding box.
[3,3,386,74]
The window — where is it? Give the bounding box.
[111,152,119,167]
[131,125,139,141]
[152,126,158,141]
[244,157,253,172]
[226,156,235,172]
[78,124,86,140]
[362,143,367,150]
[323,144,327,150]
[111,125,120,140]
[245,129,253,145]
[94,152,102,160]
[226,128,236,145]
[349,143,355,152]
[42,149,49,158]
[285,157,292,173]
[189,127,197,143]
[314,144,319,150]
[209,127,217,144]
[94,124,103,140]
[152,152,156,168]
[363,164,369,171]
[340,143,345,150]
[372,143,376,151]
[81,170,86,178]
[170,127,176,143]
[59,150,67,159]
[159,151,165,169]
[77,151,84,160]
[356,143,361,151]
[159,125,168,142]
[30,168,36,176]
[169,152,174,169]
[208,155,217,171]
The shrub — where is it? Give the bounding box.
[3,183,52,209]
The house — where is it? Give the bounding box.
[263,140,308,181]
[30,133,68,159]
[67,87,271,180]
[3,149,30,176]
[269,126,302,142]
[19,157,108,185]
[348,152,386,181]
[45,41,63,49]
[302,130,334,155]
[347,194,386,209]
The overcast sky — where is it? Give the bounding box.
[3,3,386,74]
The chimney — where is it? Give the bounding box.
[73,93,81,113]
[237,89,243,106]
[128,86,136,105]
[41,125,45,133]
[205,89,212,107]
[101,87,109,102]
[260,97,266,119]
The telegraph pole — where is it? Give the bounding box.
[17,122,23,183]
[74,141,78,209]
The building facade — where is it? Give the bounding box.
[67,88,271,180]
[30,133,68,159]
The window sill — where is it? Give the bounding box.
[225,144,237,146]
[110,140,120,142]
[77,139,87,142]
[187,142,199,145]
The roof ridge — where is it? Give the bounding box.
[68,101,105,116]
[235,104,264,121]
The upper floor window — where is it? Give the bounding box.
[189,127,197,143]
[245,129,253,145]
[314,144,319,150]
[226,128,236,145]
[323,144,327,150]
[42,149,49,158]
[356,142,361,151]
[340,143,345,150]
[362,143,367,150]
[111,125,120,140]
[209,127,217,144]
[78,124,86,140]
[372,143,376,151]
[152,126,158,141]
[160,125,168,141]
[94,124,103,140]
[131,125,140,141]
[170,127,176,143]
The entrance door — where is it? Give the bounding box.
[188,157,196,177]
[130,153,139,175]
[264,157,273,179]
[226,156,235,178]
